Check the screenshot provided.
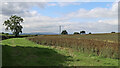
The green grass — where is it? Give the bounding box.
[1,38,118,66]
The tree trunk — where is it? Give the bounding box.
[15,33,19,37]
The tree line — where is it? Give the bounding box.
[61,30,89,35]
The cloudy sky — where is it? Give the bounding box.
[0,1,118,34]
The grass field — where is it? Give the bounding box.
[1,38,118,66]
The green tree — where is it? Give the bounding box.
[89,32,92,34]
[74,32,79,34]
[111,32,115,33]
[61,30,68,35]
[2,32,4,34]
[3,15,24,37]
[80,31,86,34]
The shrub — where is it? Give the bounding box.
[73,32,79,35]
[89,32,92,34]
[111,32,115,33]
[5,33,9,35]
[2,32,4,34]
[80,31,86,34]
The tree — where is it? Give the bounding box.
[2,32,4,34]
[3,15,24,37]
[74,32,79,34]
[80,31,86,34]
[89,32,92,34]
[111,32,115,33]
[61,30,68,35]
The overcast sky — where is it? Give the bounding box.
[0,1,119,34]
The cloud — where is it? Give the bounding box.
[1,2,118,33]
[47,3,57,6]
[57,2,81,7]
[1,0,116,2]
[1,2,47,16]
[65,3,117,19]
[47,2,81,7]
[98,19,118,25]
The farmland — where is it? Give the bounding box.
[1,33,119,66]
[28,33,119,59]
[39,33,118,43]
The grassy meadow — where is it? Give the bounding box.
[1,33,119,66]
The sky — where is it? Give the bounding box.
[0,1,119,34]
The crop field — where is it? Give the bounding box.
[28,33,119,59]
[38,33,119,43]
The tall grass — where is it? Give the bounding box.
[27,35,119,59]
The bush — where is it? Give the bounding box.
[74,32,79,34]
[5,33,9,35]
[89,32,92,34]
[2,32,4,34]
[80,31,86,34]
[111,32,115,33]
[35,35,38,36]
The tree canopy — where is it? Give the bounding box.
[80,31,86,34]
[61,30,68,35]
[89,32,92,34]
[74,32,79,34]
[3,15,24,37]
